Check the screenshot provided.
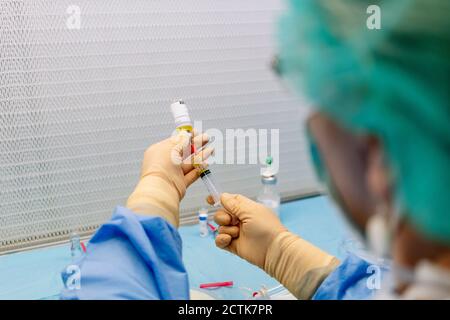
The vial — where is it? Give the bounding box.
[170,100,193,132]
[257,157,281,216]
[198,208,209,237]
[169,99,223,206]
[70,232,84,261]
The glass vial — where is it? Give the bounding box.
[257,157,281,216]
[198,208,209,237]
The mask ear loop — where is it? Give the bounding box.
[367,196,404,256]
[365,206,390,259]
[385,202,418,294]
[365,149,400,260]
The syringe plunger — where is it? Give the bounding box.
[200,169,222,206]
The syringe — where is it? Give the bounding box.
[170,100,222,206]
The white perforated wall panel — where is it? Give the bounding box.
[0,0,319,253]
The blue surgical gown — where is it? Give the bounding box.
[313,253,389,300]
[61,206,189,299]
[61,206,387,300]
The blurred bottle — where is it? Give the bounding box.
[70,232,84,261]
[257,156,281,217]
[198,208,209,238]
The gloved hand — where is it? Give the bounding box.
[210,193,287,269]
[127,131,212,227]
[210,193,340,299]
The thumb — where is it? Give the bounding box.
[220,193,251,218]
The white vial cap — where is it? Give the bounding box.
[170,100,192,126]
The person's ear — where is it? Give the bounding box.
[366,136,392,206]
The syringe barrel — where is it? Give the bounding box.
[200,169,222,206]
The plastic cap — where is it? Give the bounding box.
[170,100,192,126]
[198,213,208,221]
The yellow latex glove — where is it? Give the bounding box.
[210,193,287,269]
[211,193,340,299]
[127,131,211,227]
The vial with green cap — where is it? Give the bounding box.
[257,156,281,216]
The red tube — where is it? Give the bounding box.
[199,281,233,289]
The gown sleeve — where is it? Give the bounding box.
[60,206,189,300]
[312,252,389,300]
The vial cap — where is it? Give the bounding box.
[170,100,192,126]
[199,213,208,221]
[262,175,277,185]
[261,156,275,178]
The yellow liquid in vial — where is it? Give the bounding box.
[176,125,193,133]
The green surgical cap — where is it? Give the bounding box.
[278,0,450,243]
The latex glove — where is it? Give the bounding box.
[210,193,340,299]
[209,193,287,269]
[127,131,212,227]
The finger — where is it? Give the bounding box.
[191,147,214,166]
[214,210,239,226]
[180,132,211,174]
[170,131,191,166]
[181,147,214,173]
[182,148,214,184]
[192,132,209,149]
[184,169,200,188]
[220,193,248,218]
[218,225,239,238]
[170,130,191,146]
[214,210,231,225]
[215,233,232,249]
[192,128,199,137]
